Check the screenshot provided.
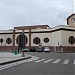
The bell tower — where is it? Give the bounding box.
[67,14,75,27]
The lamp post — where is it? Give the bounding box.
[21,30,25,57]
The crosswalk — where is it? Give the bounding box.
[73,60,75,64]
[34,59,45,62]
[27,56,75,65]
[0,55,75,70]
[52,59,61,64]
[43,59,53,63]
[62,59,69,64]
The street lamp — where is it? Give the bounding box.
[21,30,25,57]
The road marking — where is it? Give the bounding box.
[43,59,53,63]
[52,59,61,63]
[73,60,75,64]
[34,59,45,62]
[63,59,69,64]
[25,57,39,62]
[0,56,39,70]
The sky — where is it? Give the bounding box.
[0,0,74,30]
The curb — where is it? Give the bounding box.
[0,56,31,65]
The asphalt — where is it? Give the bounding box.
[0,52,31,65]
[0,52,75,75]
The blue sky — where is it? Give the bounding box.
[0,0,74,30]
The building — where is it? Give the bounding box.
[0,14,75,52]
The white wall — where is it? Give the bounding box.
[61,30,74,46]
[0,27,75,47]
[0,30,29,47]
[0,34,13,46]
[31,33,50,46]
[50,31,61,46]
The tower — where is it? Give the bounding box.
[67,14,75,27]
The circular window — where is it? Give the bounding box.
[44,38,49,43]
[0,38,3,43]
[16,35,28,45]
[68,36,74,44]
[33,37,40,44]
[6,38,12,44]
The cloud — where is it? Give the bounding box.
[0,0,74,30]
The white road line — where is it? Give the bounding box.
[0,64,16,70]
[25,57,39,62]
[73,60,75,64]
[52,59,61,64]
[34,59,45,62]
[0,56,39,70]
[43,59,53,63]
[63,59,69,64]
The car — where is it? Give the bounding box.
[43,47,50,52]
[36,47,43,52]
[30,48,36,52]
[23,48,29,52]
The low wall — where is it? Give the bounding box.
[0,46,75,53]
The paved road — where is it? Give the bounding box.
[0,52,75,75]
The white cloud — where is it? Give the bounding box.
[0,0,74,30]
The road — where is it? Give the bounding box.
[0,52,75,75]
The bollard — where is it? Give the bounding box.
[21,49,25,57]
[14,50,17,55]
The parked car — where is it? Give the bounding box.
[43,47,50,52]
[30,48,36,52]
[36,47,43,52]
[23,48,29,52]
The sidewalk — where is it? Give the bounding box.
[0,52,31,65]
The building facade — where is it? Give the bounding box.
[0,14,75,52]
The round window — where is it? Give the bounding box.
[68,36,74,44]
[44,38,49,43]
[33,37,40,44]
[6,38,12,44]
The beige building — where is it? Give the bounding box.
[0,14,75,52]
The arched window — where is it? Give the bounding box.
[33,37,40,44]
[6,38,12,44]
[44,38,49,43]
[68,36,74,44]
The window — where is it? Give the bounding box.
[44,38,49,43]
[16,34,28,45]
[6,38,12,44]
[33,37,40,44]
[68,36,74,44]
[0,38,3,43]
